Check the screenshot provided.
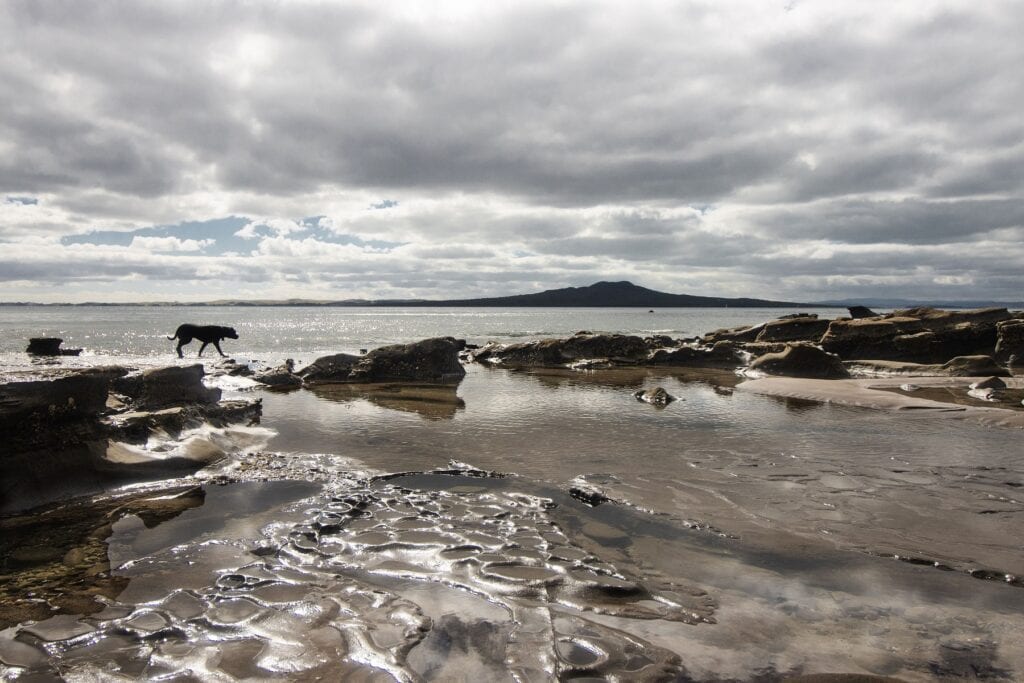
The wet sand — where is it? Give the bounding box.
[3,361,1024,681]
[737,376,1024,429]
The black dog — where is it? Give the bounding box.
[167,324,238,358]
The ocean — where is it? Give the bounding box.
[2,305,1023,681]
[0,305,847,361]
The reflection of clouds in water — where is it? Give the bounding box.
[624,531,1024,681]
[2,475,705,680]
[4,469,1024,680]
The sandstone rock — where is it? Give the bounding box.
[967,387,1002,402]
[700,323,764,345]
[845,356,1010,377]
[633,387,676,406]
[939,355,1010,377]
[994,319,1024,365]
[647,343,743,368]
[847,306,879,319]
[820,316,925,360]
[254,359,302,388]
[214,359,253,377]
[755,315,832,343]
[303,338,466,384]
[298,353,362,383]
[0,372,111,427]
[475,334,650,368]
[749,344,849,379]
[113,365,220,409]
[820,308,1011,363]
[106,400,262,445]
[349,337,466,383]
[970,376,1007,390]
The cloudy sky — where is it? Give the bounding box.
[2,0,1023,303]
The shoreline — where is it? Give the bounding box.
[737,376,1024,429]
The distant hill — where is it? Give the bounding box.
[380,280,813,308]
[191,280,813,308]
[0,281,821,307]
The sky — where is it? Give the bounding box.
[1,0,1023,303]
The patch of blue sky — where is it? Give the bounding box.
[61,215,404,254]
[5,196,38,205]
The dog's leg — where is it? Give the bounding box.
[176,341,186,358]
[214,341,227,357]
[198,341,209,357]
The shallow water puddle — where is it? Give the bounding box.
[4,466,1024,681]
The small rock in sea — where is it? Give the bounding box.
[967,387,1002,402]
[899,383,921,392]
[713,385,733,396]
[634,387,676,406]
[970,376,1007,390]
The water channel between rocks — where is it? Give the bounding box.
[2,362,1024,681]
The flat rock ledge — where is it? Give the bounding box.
[460,307,1021,378]
[737,376,1024,429]
[1,364,261,513]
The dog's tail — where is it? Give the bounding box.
[167,331,178,340]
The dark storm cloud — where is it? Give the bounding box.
[760,198,1024,244]
[2,1,1023,301]
[4,1,1021,208]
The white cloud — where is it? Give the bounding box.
[129,236,213,252]
[0,0,1022,302]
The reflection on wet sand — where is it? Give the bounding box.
[309,382,466,420]
[506,365,743,392]
[5,468,1024,681]
[0,486,205,628]
[5,361,1024,680]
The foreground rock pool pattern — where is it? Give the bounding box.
[2,364,1024,681]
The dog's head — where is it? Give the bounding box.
[224,327,239,339]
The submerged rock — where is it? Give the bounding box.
[254,359,302,388]
[749,344,849,379]
[633,386,676,406]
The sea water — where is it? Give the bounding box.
[0,305,846,361]
[2,305,1023,681]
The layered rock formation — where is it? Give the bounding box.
[296,337,466,385]
[466,307,1020,378]
[1,365,260,513]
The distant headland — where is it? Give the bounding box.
[2,281,1020,308]
[0,281,818,308]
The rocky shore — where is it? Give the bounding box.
[3,309,1024,680]
[6,306,1021,512]
[0,364,261,513]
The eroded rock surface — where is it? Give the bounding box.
[749,344,849,379]
[302,338,466,385]
[821,307,1012,364]
[1,365,260,513]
